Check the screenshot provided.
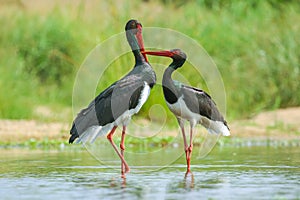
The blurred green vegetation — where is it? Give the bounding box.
[14,15,78,84]
[0,0,299,124]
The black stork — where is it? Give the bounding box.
[69,20,156,177]
[144,49,230,173]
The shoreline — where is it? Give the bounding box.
[0,107,299,147]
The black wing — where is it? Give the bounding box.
[181,85,227,123]
[69,74,146,143]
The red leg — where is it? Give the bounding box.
[178,118,189,171]
[186,125,194,173]
[120,126,126,177]
[180,125,188,158]
[107,126,130,174]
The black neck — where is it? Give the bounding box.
[171,59,185,70]
[162,66,178,104]
[126,32,145,65]
[132,49,145,65]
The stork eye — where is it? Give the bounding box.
[130,22,136,29]
[173,50,180,55]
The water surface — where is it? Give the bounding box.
[0,146,299,199]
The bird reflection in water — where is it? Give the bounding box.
[184,171,194,189]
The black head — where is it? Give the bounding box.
[125,19,148,62]
[169,49,187,61]
[125,19,141,32]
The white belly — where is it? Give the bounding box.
[167,96,230,136]
[167,96,202,124]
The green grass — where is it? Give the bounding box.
[0,0,299,124]
[1,134,299,150]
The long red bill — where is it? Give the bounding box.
[143,50,174,58]
[136,24,148,62]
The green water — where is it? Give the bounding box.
[0,146,299,199]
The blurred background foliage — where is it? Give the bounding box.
[0,0,299,124]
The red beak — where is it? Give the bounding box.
[136,24,148,62]
[143,50,174,58]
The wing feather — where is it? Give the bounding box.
[69,74,146,143]
[181,85,226,123]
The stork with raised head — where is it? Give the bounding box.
[144,49,230,173]
[69,20,156,177]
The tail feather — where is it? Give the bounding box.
[76,124,114,144]
[69,124,79,143]
[76,126,102,144]
[207,121,230,136]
